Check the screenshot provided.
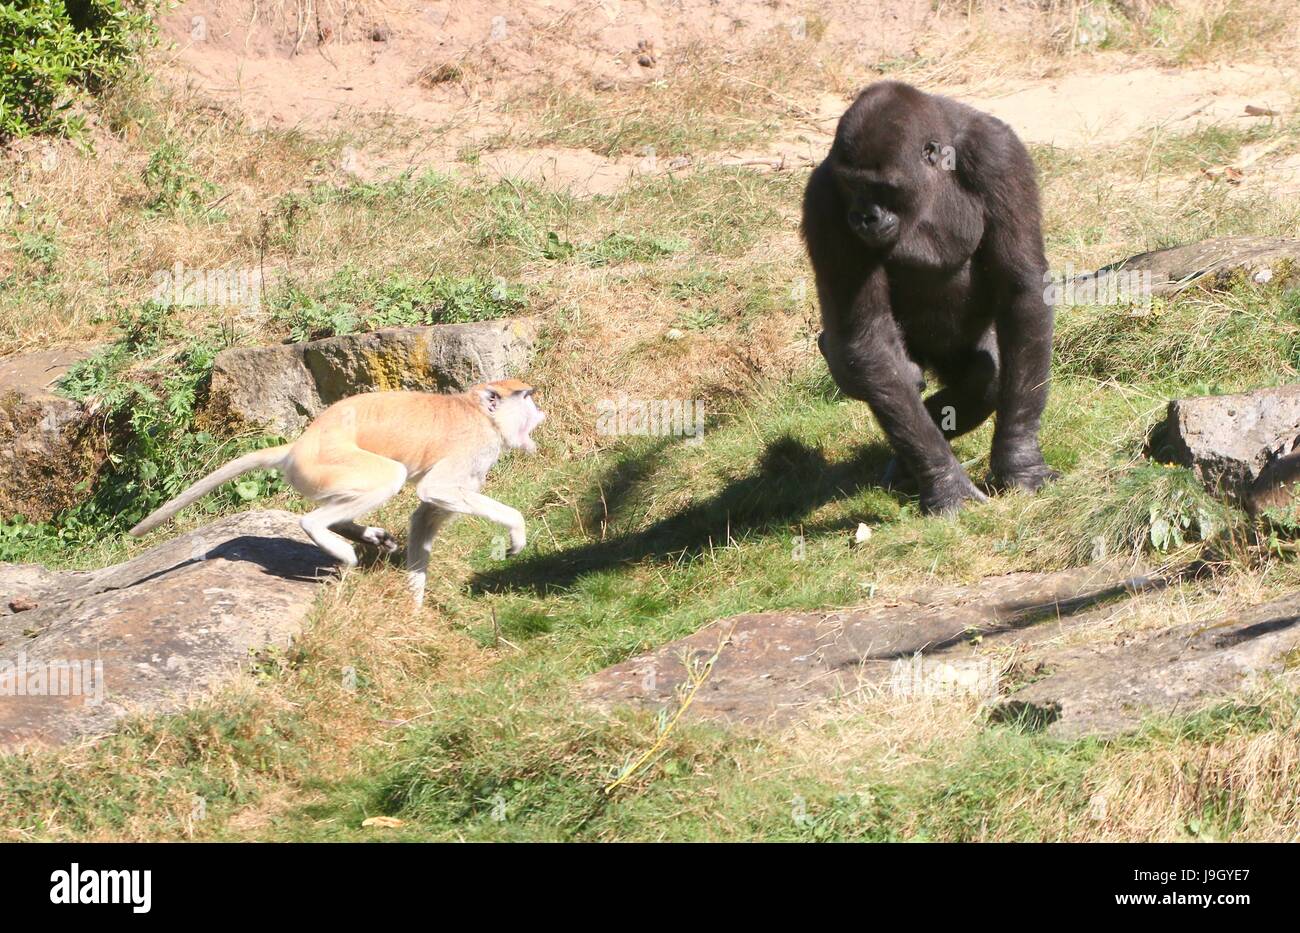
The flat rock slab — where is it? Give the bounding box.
[581,564,1158,730]
[209,319,538,434]
[992,592,1300,738]
[1148,384,1300,497]
[585,562,1300,738]
[0,510,334,750]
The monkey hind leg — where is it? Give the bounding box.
[298,450,407,568]
[406,502,456,607]
[331,520,399,554]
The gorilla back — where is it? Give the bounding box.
[801,80,1056,514]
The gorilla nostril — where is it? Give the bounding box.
[848,211,866,227]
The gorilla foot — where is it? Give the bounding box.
[989,462,1058,494]
[919,470,988,515]
[880,456,918,492]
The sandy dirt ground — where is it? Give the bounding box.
[150,1,1299,197]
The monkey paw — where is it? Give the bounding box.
[507,528,526,556]
[362,527,400,553]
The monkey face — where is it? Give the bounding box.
[511,390,546,454]
[478,380,545,454]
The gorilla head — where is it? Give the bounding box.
[825,83,986,268]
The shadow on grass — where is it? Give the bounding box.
[470,434,902,595]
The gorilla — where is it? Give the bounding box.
[802,81,1056,514]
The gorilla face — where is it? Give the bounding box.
[847,200,900,249]
[829,85,952,253]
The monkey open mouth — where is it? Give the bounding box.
[517,390,545,454]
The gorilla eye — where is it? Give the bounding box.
[922,141,942,166]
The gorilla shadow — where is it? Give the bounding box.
[470,435,903,595]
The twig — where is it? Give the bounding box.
[603,620,737,795]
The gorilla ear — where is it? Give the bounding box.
[922,140,942,167]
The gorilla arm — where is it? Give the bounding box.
[817,270,986,512]
[958,114,1056,491]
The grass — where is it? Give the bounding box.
[2,3,1300,841]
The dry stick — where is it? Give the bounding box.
[603,620,738,795]
[716,71,817,118]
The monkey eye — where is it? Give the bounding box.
[922,141,942,166]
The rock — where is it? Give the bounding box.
[1090,236,1300,297]
[581,563,1159,729]
[208,319,538,434]
[1244,448,1300,520]
[1147,384,1300,498]
[583,563,1300,738]
[992,591,1300,737]
[0,510,333,749]
[0,346,106,522]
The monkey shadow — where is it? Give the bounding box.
[205,535,339,582]
[119,535,336,590]
[469,435,906,596]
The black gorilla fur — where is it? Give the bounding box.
[802,81,1057,514]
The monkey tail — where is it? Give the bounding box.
[128,444,293,538]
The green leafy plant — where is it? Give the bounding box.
[9,302,288,552]
[268,267,527,342]
[0,1,157,140]
[142,141,223,218]
[15,230,59,275]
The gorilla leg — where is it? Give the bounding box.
[925,329,1000,440]
[882,333,997,490]
[819,277,986,514]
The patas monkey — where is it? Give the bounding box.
[129,379,546,606]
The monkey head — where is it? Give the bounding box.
[477,378,546,454]
[828,82,963,254]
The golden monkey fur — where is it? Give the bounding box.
[130,379,545,605]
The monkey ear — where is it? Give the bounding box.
[922,140,942,167]
[478,387,502,414]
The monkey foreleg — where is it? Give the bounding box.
[414,476,527,556]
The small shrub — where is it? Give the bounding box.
[5,302,289,552]
[142,141,223,219]
[268,267,527,342]
[0,1,157,140]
